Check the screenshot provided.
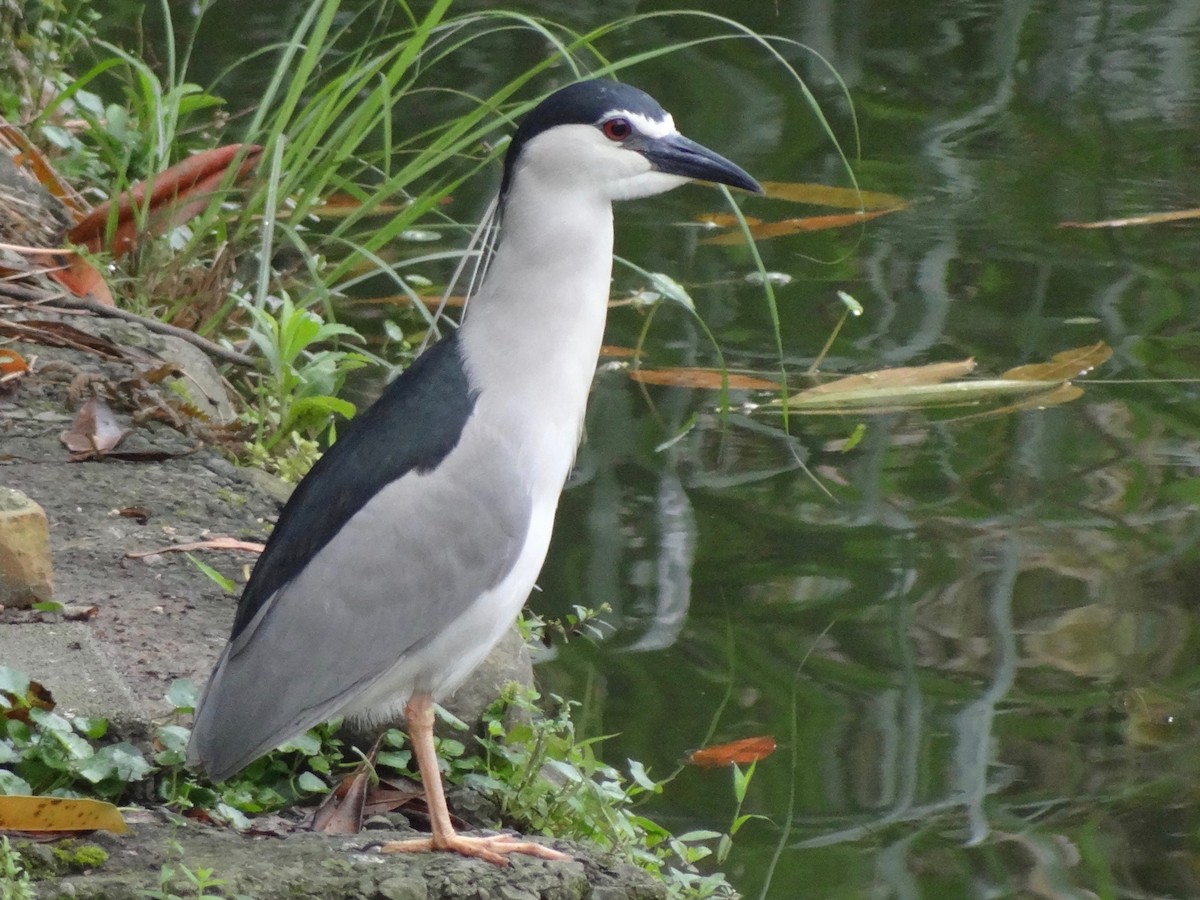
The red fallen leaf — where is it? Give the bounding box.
[68,144,262,256]
[60,396,130,459]
[45,251,115,306]
[628,367,780,391]
[686,736,778,768]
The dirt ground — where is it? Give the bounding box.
[1,307,285,716]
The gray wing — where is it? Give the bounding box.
[187,422,530,781]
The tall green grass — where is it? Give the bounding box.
[13,0,852,456]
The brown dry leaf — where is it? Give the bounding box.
[628,367,781,391]
[795,360,977,399]
[60,396,130,458]
[760,181,909,210]
[125,536,266,560]
[312,767,369,835]
[0,795,127,834]
[1000,342,1112,381]
[1059,207,1200,229]
[599,344,642,359]
[687,736,778,768]
[702,207,905,246]
[1,678,54,722]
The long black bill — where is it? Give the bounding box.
[638,133,762,194]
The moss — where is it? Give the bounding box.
[50,840,109,872]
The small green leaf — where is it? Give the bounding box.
[0,770,32,795]
[185,554,236,593]
[277,731,321,756]
[165,679,198,712]
[0,667,30,699]
[73,716,109,740]
[296,772,326,793]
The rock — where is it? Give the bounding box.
[29,815,667,900]
[0,485,54,608]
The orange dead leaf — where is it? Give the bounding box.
[760,181,909,210]
[1059,207,1200,229]
[0,795,127,834]
[68,144,262,256]
[309,193,408,219]
[0,347,29,376]
[0,121,88,216]
[628,367,780,391]
[45,251,115,306]
[687,736,778,768]
[702,207,904,246]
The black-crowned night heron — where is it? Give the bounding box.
[187,79,760,863]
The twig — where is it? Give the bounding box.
[3,283,257,367]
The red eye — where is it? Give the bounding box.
[601,117,632,141]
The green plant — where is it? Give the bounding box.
[0,836,34,900]
[416,686,740,899]
[0,667,151,800]
[140,836,236,900]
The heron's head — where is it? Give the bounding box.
[500,80,762,203]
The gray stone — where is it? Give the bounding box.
[0,621,149,742]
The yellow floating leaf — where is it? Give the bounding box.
[784,378,1065,414]
[1059,207,1200,229]
[1001,342,1113,381]
[0,795,127,834]
[629,367,781,391]
[795,360,977,399]
[702,207,904,245]
[760,181,909,210]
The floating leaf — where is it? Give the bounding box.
[687,736,777,768]
[760,181,909,210]
[1059,207,1200,229]
[0,795,127,833]
[1000,341,1112,381]
[628,368,781,391]
[702,207,905,246]
[794,360,977,399]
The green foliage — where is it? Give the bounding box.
[1,666,742,898]
[0,666,150,800]
[0,836,34,900]
[401,686,740,899]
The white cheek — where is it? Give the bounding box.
[609,169,689,201]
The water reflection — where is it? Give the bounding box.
[95,0,1200,895]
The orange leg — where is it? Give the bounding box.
[376,692,567,865]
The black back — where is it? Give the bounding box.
[499,80,667,198]
[229,333,476,641]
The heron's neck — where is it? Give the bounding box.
[460,178,614,419]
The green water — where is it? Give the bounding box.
[101,1,1200,896]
